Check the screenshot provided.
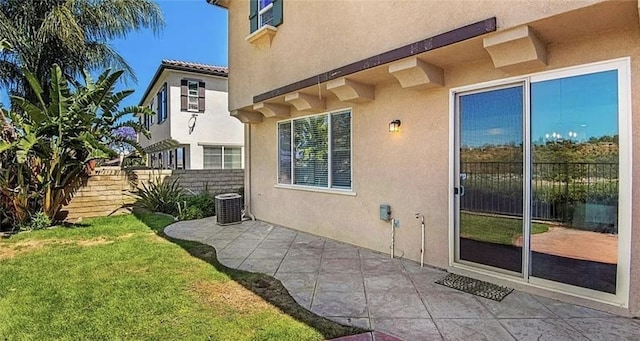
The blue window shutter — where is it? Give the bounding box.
[272,0,283,27]
[249,0,258,33]
[156,90,162,122]
[162,83,167,121]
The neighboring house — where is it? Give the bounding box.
[209,1,640,315]
[137,60,244,170]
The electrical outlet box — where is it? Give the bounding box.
[379,204,391,221]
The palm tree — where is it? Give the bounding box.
[0,0,164,99]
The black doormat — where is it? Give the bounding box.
[435,273,513,302]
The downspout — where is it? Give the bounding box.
[243,123,256,221]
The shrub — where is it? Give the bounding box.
[18,211,51,231]
[136,177,183,216]
[177,191,216,221]
[178,205,204,221]
[174,189,219,221]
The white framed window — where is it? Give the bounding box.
[250,0,282,34]
[258,0,274,27]
[188,81,199,112]
[278,109,352,190]
[203,146,243,169]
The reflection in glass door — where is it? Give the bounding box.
[455,63,625,298]
[530,70,619,294]
[456,85,525,275]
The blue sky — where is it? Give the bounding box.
[112,0,229,109]
[1,0,228,111]
[531,70,618,144]
[460,86,523,148]
[460,70,618,148]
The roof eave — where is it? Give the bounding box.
[137,63,228,107]
[206,0,229,9]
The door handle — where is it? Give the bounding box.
[454,186,465,196]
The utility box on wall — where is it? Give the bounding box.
[379,204,391,221]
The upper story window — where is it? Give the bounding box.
[180,79,205,113]
[278,110,352,190]
[157,83,168,123]
[187,81,198,111]
[258,0,273,27]
[250,0,283,33]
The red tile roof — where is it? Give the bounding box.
[161,60,228,76]
[138,60,228,105]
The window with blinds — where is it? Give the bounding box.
[224,147,242,169]
[203,146,223,169]
[278,122,292,184]
[278,110,351,190]
[330,111,351,189]
[203,146,243,169]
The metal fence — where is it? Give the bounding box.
[460,161,618,223]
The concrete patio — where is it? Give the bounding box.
[164,218,640,341]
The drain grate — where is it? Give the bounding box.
[435,273,513,302]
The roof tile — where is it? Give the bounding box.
[161,60,228,75]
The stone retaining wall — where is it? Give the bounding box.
[61,168,244,221]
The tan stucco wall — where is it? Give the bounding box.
[227,0,612,111]
[245,22,640,315]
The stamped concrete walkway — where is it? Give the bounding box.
[164,218,640,341]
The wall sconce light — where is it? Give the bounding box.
[389,119,401,133]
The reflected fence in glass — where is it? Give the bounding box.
[461,161,618,231]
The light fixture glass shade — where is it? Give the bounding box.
[389,119,401,132]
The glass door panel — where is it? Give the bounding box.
[457,85,525,274]
[530,70,619,293]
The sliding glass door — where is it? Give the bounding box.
[530,70,619,294]
[456,84,525,275]
[454,59,629,300]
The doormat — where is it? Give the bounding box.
[435,273,513,302]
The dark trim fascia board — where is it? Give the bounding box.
[138,64,228,106]
[254,17,497,103]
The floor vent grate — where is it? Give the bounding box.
[435,273,513,302]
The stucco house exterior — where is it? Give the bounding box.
[138,60,244,170]
[209,0,640,316]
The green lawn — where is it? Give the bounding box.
[460,212,550,245]
[0,212,364,340]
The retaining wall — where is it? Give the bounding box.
[60,168,244,221]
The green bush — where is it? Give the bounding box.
[177,191,216,221]
[178,205,204,220]
[18,211,51,231]
[136,177,183,216]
